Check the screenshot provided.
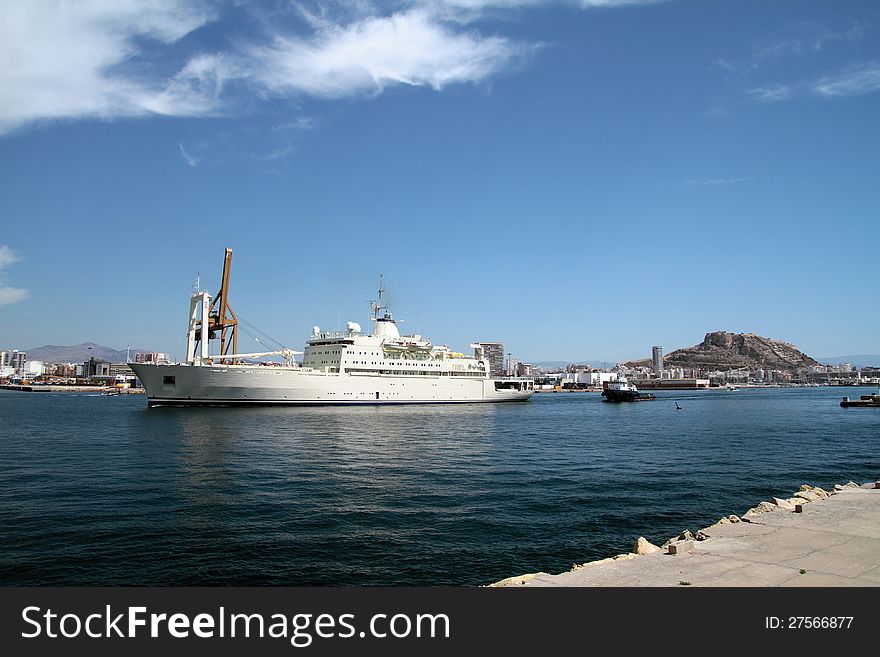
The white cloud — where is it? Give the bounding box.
[813,61,880,98]
[248,9,530,98]
[0,246,22,269]
[0,246,28,306]
[0,0,214,134]
[0,287,30,306]
[0,0,670,135]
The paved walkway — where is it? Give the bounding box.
[493,486,880,587]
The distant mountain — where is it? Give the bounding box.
[532,360,616,370]
[26,342,152,364]
[663,332,818,372]
[815,355,880,368]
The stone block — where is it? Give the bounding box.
[668,541,694,555]
[772,497,795,510]
[632,537,661,555]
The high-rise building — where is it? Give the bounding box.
[477,342,505,377]
[1,350,27,373]
[652,346,663,375]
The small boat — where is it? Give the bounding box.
[601,379,656,403]
[840,394,880,408]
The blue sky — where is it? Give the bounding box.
[1,0,878,363]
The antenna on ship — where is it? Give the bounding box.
[371,273,392,322]
[192,273,200,295]
[378,273,386,317]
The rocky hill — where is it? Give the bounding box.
[664,332,819,372]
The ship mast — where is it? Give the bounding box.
[370,274,393,326]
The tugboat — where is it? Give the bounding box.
[840,392,880,408]
[601,378,656,403]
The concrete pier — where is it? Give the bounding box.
[492,483,880,587]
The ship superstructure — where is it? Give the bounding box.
[130,250,533,406]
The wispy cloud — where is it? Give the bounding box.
[435,0,667,6]
[578,0,669,6]
[687,177,757,186]
[0,246,29,306]
[813,61,880,98]
[178,143,200,167]
[748,61,880,103]
[747,84,793,103]
[716,21,869,75]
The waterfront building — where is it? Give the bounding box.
[1,349,27,373]
[44,363,78,377]
[109,362,134,377]
[635,378,710,390]
[82,357,111,378]
[652,346,663,376]
[477,343,505,377]
[135,352,168,364]
[506,355,519,377]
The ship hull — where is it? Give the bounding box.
[130,363,533,407]
[840,395,880,408]
[601,389,656,403]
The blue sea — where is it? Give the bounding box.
[1,387,877,585]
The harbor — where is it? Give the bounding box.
[3,1,880,648]
[2,384,876,586]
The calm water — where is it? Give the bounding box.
[1,387,878,586]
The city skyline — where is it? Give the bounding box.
[2,1,879,362]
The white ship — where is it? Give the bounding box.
[130,249,533,407]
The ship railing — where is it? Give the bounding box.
[309,330,349,341]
